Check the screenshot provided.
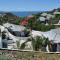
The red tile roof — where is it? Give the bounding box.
[20,15,33,26]
[21,19,28,26]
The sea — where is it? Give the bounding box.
[12,11,40,17]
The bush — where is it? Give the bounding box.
[0,56,12,60]
[16,40,20,49]
[32,24,55,31]
[20,43,25,49]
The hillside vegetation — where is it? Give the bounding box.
[0,8,60,31]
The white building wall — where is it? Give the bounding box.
[57,44,60,52]
[0,37,2,48]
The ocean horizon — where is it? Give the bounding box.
[12,11,40,17]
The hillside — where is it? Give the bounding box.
[0,8,60,31]
[27,8,60,31]
[0,12,22,25]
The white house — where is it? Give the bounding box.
[32,28,60,52]
[38,17,45,21]
[41,13,47,17]
[0,23,32,50]
[54,11,60,15]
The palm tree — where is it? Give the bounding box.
[41,37,51,51]
[31,36,52,51]
[32,36,42,51]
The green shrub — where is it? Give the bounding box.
[16,40,20,49]
[20,43,25,49]
[0,55,12,60]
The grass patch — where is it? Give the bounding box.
[0,55,12,60]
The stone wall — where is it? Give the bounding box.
[0,49,60,60]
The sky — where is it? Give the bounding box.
[0,0,60,11]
